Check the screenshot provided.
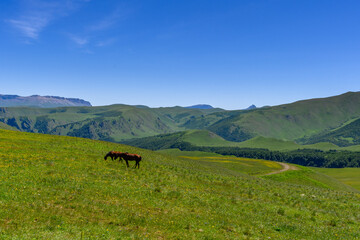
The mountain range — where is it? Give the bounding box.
[0,94,92,108]
[185,104,215,109]
[0,91,360,150]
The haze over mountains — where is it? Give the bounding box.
[0,91,360,150]
[0,94,92,108]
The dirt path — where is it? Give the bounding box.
[263,162,298,176]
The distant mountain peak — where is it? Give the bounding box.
[0,94,92,108]
[245,104,257,110]
[185,104,214,109]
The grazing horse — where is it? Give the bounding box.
[118,152,142,169]
[104,151,123,161]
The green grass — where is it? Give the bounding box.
[157,148,284,176]
[313,168,360,191]
[157,148,223,157]
[177,155,283,176]
[343,145,360,151]
[263,166,359,192]
[1,129,360,239]
[0,122,18,131]
[160,149,359,191]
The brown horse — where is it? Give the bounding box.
[118,152,142,169]
[104,151,123,161]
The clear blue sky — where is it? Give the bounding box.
[1,0,360,109]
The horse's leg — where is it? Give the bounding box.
[125,160,129,168]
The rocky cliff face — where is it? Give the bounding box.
[0,94,92,108]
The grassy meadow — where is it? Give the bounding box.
[160,149,359,192]
[313,168,360,191]
[165,154,283,176]
[1,129,360,239]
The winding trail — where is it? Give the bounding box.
[263,162,298,176]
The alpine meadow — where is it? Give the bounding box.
[1,92,360,239]
[2,0,360,239]
[1,129,360,239]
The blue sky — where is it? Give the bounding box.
[1,0,360,109]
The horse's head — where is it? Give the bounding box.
[104,151,111,160]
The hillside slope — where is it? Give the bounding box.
[209,91,360,142]
[123,129,346,152]
[1,129,360,239]
[2,91,360,146]
[0,121,18,131]
[0,105,225,142]
[301,118,360,146]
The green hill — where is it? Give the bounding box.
[123,129,345,152]
[121,130,241,150]
[1,129,360,239]
[181,130,238,146]
[301,117,360,146]
[209,91,360,142]
[170,130,307,151]
[0,105,225,142]
[2,91,360,148]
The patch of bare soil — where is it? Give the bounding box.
[263,162,298,176]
